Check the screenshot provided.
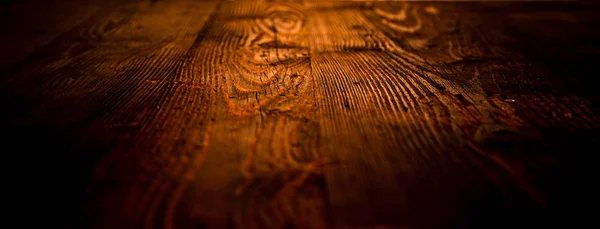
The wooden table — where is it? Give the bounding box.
[2,0,598,228]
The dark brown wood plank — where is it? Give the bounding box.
[2,0,219,228]
[306,2,585,228]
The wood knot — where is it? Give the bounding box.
[258,3,305,37]
[473,124,541,153]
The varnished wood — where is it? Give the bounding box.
[2,0,598,229]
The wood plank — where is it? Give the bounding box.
[170,2,327,229]
[1,1,219,228]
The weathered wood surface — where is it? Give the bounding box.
[2,0,598,228]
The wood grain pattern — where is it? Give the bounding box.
[2,0,598,229]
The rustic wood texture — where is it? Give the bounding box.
[2,0,598,229]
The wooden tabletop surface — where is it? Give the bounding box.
[2,0,598,228]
